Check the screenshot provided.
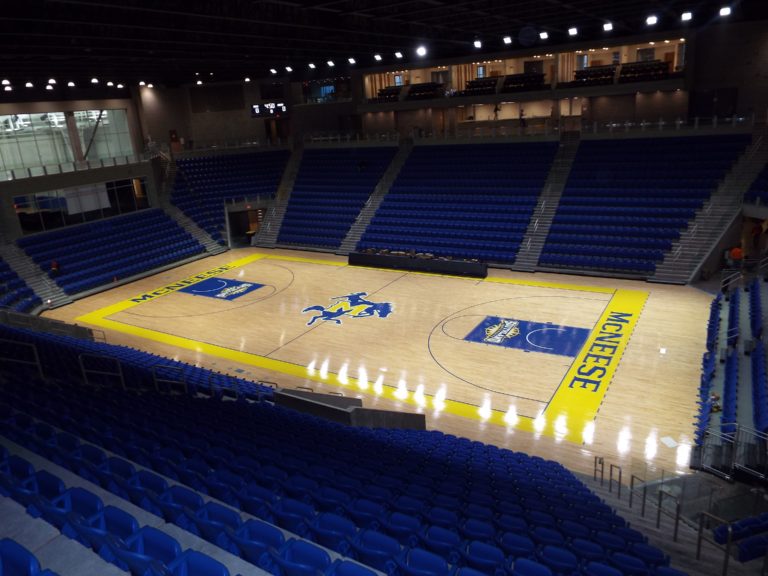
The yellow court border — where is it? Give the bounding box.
[77,253,648,444]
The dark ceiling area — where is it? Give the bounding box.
[1,0,767,90]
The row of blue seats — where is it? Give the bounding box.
[721,349,739,435]
[357,242,516,263]
[369,219,528,233]
[367,227,524,242]
[751,346,768,434]
[556,207,695,218]
[545,234,672,250]
[549,225,680,239]
[361,234,520,251]
[744,164,768,204]
[374,211,533,222]
[727,290,740,348]
[542,244,664,261]
[553,215,689,227]
[538,254,656,273]
[0,381,680,576]
[0,536,59,576]
[749,279,763,338]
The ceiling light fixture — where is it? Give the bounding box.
[374,54,382,61]
[603,22,613,31]
[308,63,316,69]
[416,45,427,56]
[539,31,549,40]
[681,11,692,21]
[394,51,403,58]
[568,27,578,36]
[269,68,277,74]
[646,15,658,25]
[503,36,512,45]
[719,6,731,16]
[473,39,482,48]
[67,81,75,87]
[327,60,335,67]
[285,66,293,72]
[348,57,356,64]
[25,82,33,88]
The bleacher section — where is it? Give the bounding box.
[0,258,40,313]
[0,356,690,576]
[405,83,444,101]
[456,78,497,97]
[278,147,397,249]
[744,163,768,204]
[618,61,674,83]
[358,142,559,263]
[16,209,205,296]
[540,135,750,274]
[501,73,546,93]
[368,86,402,104]
[172,151,290,244]
[568,65,616,87]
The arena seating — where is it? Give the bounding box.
[501,73,546,93]
[456,78,497,97]
[0,318,690,576]
[744,164,768,204]
[406,82,444,101]
[562,65,616,88]
[618,61,672,84]
[278,147,397,248]
[541,135,751,274]
[368,86,402,104]
[0,258,40,313]
[172,151,289,244]
[0,537,60,576]
[358,141,559,263]
[16,209,205,295]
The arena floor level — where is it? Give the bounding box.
[45,248,712,478]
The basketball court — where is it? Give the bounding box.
[46,249,712,477]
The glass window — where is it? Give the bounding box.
[637,48,655,62]
[394,75,403,86]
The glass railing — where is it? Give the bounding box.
[2,153,150,182]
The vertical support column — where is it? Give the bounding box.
[65,111,85,163]
[0,190,23,241]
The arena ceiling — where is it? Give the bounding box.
[1,0,766,89]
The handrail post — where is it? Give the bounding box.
[594,456,605,486]
[629,474,646,515]
[609,464,623,499]
[698,512,732,576]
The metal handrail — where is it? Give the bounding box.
[629,474,648,516]
[0,339,44,380]
[657,488,681,542]
[697,511,732,576]
[593,456,605,486]
[609,464,623,499]
[152,365,187,396]
[78,353,125,390]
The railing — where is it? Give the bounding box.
[152,365,188,396]
[697,512,733,576]
[628,474,648,516]
[0,339,44,380]
[1,153,150,181]
[78,353,125,390]
[657,487,682,541]
[303,131,400,144]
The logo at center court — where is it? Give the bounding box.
[302,292,394,325]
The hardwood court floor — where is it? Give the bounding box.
[45,248,712,478]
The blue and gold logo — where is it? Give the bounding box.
[302,292,394,326]
[484,319,520,343]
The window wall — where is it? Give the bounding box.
[0,108,135,175]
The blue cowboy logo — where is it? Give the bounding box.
[302,292,394,326]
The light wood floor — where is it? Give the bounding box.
[45,248,713,478]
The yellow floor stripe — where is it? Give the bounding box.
[77,254,647,442]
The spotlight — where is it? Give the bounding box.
[394,51,403,58]
[568,27,578,36]
[25,82,33,88]
[269,68,277,74]
[67,81,75,87]
[348,57,356,64]
[285,66,292,72]
[117,84,124,89]
[327,60,335,67]
[139,81,146,86]
[147,83,154,88]
[106,81,114,86]
[3,86,11,92]
[681,11,692,21]
[603,22,613,31]
[416,45,427,56]
[539,31,549,40]
[196,80,202,85]
[45,85,53,91]
[244,77,251,82]
[91,77,99,84]
[48,78,56,85]
[374,54,382,61]
[503,36,512,45]
[719,6,731,16]
[473,39,482,48]
[308,63,316,69]
[1,79,8,85]
[646,15,658,25]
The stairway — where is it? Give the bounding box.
[652,134,768,285]
[581,470,764,576]
[162,204,228,255]
[0,243,71,310]
[337,139,414,255]
[511,131,581,271]
[252,146,304,248]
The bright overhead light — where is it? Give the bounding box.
[646,15,658,25]
[48,78,56,85]
[106,81,114,86]
[147,83,154,88]
[416,45,427,56]
[539,31,549,40]
[139,81,146,86]
[285,66,292,72]
[1,79,8,86]
[719,6,731,16]
[25,82,33,88]
[681,11,692,21]
[603,22,613,31]
[45,85,53,91]
[91,77,99,84]
[327,60,335,67]
[503,36,512,45]
[269,68,277,74]
[4,86,11,92]
[473,39,482,48]
[244,77,251,82]
[308,63,316,69]
[196,80,202,85]
[348,57,356,64]
[67,81,75,87]
[568,27,578,36]
[394,51,403,58]
[117,83,124,89]
[374,54,382,61]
